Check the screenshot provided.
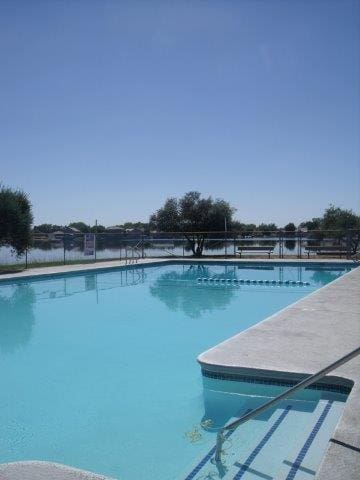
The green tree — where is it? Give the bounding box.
[299,218,322,231]
[120,221,149,231]
[0,185,33,255]
[90,224,106,233]
[257,223,278,235]
[301,206,360,253]
[150,191,235,256]
[321,205,360,231]
[322,205,360,253]
[33,223,62,233]
[284,222,296,235]
[236,223,257,235]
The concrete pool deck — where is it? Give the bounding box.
[0,461,114,480]
[0,258,359,479]
[198,264,360,480]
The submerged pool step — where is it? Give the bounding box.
[276,400,345,480]
[180,398,343,480]
[180,405,282,480]
[227,399,328,480]
[196,278,310,286]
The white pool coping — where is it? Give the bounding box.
[0,258,359,480]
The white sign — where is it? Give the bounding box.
[84,233,95,256]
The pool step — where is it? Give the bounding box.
[226,399,327,480]
[277,400,344,480]
[180,398,344,480]
[180,404,281,480]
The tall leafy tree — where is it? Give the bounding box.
[321,205,360,253]
[150,191,235,256]
[33,223,65,233]
[0,185,33,256]
[321,205,359,231]
[284,222,296,234]
[301,205,360,253]
[257,223,278,235]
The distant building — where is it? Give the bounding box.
[49,231,64,242]
[64,226,81,234]
[125,228,143,235]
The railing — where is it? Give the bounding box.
[125,242,143,265]
[1,229,359,268]
[125,247,139,264]
[213,346,360,465]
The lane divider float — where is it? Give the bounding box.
[196,278,310,286]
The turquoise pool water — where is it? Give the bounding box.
[0,262,353,479]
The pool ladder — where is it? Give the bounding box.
[125,242,143,265]
[213,346,360,466]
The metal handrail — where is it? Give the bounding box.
[214,346,360,464]
[125,244,142,264]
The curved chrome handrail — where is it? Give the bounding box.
[125,242,143,264]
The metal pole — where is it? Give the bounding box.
[346,229,351,259]
[279,231,281,259]
[224,218,227,259]
[94,220,97,263]
[299,230,302,259]
[25,248,28,269]
[141,234,144,258]
[182,235,185,257]
[63,234,66,265]
[233,235,236,256]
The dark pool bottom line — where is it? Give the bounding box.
[285,401,333,480]
[201,369,352,395]
[233,405,292,479]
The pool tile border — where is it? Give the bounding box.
[201,369,352,395]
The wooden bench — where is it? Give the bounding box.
[304,246,347,258]
[237,246,274,258]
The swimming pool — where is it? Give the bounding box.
[0,262,353,479]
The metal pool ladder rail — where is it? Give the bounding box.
[214,346,360,464]
[125,242,142,264]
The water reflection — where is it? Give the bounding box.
[29,268,146,303]
[149,265,236,318]
[284,240,296,251]
[308,268,345,285]
[0,284,35,353]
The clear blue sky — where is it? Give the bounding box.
[1,0,359,227]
